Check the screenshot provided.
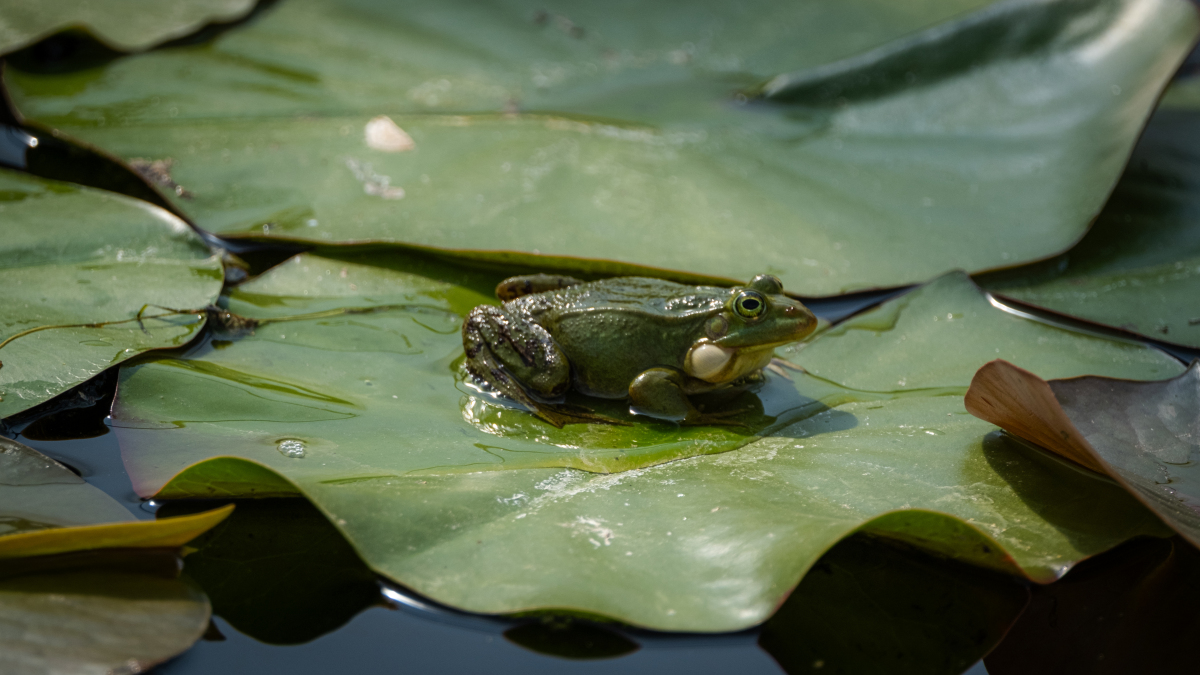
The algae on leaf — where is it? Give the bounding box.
[6,0,1197,295]
[966,359,1200,548]
[0,169,222,419]
[981,79,1200,349]
[0,0,256,55]
[112,266,1175,631]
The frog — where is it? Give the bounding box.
[461,273,817,427]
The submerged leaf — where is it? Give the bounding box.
[6,0,1196,294]
[981,79,1200,348]
[0,571,211,675]
[0,437,233,558]
[966,359,1200,548]
[112,259,1176,630]
[0,169,222,419]
[0,0,256,54]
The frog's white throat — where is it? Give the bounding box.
[684,343,731,381]
[684,342,774,384]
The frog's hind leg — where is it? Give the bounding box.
[495,274,584,302]
[463,305,569,402]
[463,305,619,428]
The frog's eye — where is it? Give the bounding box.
[734,291,766,319]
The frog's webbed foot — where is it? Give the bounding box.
[534,403,631,428]
[495,274,584,302]
[462,304,571,415]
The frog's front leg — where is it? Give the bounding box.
[628,368,745,426]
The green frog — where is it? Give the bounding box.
[461,273,817,427]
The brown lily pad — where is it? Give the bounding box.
[965,359,1200,547]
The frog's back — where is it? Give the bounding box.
[514,277,729,321]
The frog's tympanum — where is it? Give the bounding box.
[462,274,817,427]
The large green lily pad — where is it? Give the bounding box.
[0,570,211,675]
[981,79,1200,348]
[7,0,1196,295]
[0,437,233,558]
[111,257,1177,630]
[0,168,222,419]
[966,359,1200,548]
[111,250,828,480]
[0,0,256,55]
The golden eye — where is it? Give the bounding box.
[734,291,766,319]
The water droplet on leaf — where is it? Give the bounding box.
[277,439,306,458]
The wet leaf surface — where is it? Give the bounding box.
[0,437,233,558]
[0,0,256,54]
[158,498,382,645]
[6,0,1196,294]
[0,169,222,419]
[759,535,1027,675]
[981,79,1200,348]
[986,536,1200,675]
[0,570,211,675]
[966,359,1200,548]
[112,261,1176,630]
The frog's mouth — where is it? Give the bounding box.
[684,342,779,384]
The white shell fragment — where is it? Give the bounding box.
[364,115,415,152]
[685,343,733,381]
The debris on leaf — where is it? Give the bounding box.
[364,115,415,152]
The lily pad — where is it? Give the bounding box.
[0,168,222,419]
[0,570,211,675]
[981,79,1200,348]
[114,249,832,483]
[0,436,233,558]
[0,0,257,55]
[965,358,1200,548]
[111,261,1177,630]
[7,0,1197,294]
